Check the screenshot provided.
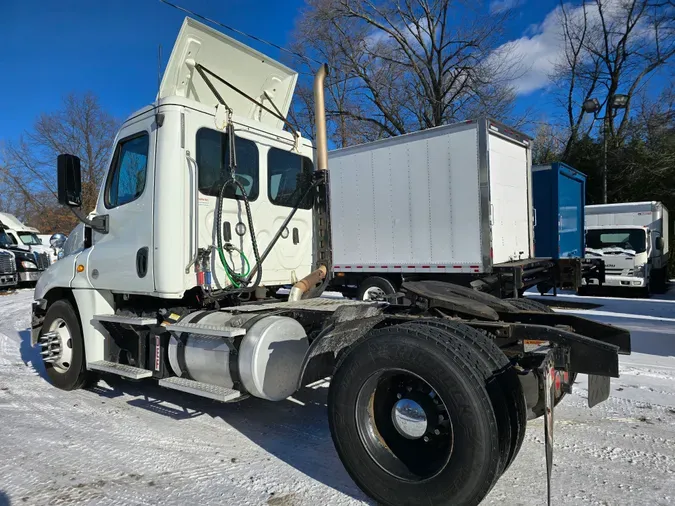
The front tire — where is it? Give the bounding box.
[40,300,94,390]
[328,323,502,506]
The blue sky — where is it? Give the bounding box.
[0,0,651,143]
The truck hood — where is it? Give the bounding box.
[159,17,298,131]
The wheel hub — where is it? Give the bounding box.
[356,370,454,481]
[39,318,73,372]
[391,398,427,439]
[363,286,387,301]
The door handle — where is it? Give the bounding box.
[293,227,299,245]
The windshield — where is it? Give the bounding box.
[586,228,647,254]
[0,230,12,247]
[18,232,41,245]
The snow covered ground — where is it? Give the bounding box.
[1,288,674,506]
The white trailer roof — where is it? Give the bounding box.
[159,17,298,130]
[586,201,661,215]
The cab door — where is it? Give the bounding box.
[85,113,157,293]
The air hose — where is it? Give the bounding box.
[211,117,263,296]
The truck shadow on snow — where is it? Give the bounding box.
[15,326,371,506]
[96,376,371,503]
[18,329,47,380]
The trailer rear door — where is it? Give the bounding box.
[558,167,585,257]
[488,131,531,264]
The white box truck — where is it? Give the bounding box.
[328,118,555,300]
[584,201,669,295]
[30,16,630,506]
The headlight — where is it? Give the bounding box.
[21,261,37,269]
[634,264,645,275]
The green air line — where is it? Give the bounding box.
[217,246,251,288]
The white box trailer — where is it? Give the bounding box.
[328,118,554,299]
[584,201,669,294]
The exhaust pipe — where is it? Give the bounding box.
[288,64,330,303]
[288,265,327,302]
[313,64,329,172]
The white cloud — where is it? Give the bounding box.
[494,0,655,95]
[490,0,525,14]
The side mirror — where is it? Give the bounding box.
[50,233,67,249]
[656,236,665,251]
[57,154,82,207]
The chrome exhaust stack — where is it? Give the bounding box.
[288,64,331,303]
[313,64,329,172]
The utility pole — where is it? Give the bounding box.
[582,94,628,204]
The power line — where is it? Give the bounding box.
[158,0,323,68]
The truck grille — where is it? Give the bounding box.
[0,253,15,274]
[605,267,634,276]
[34,252,50,270]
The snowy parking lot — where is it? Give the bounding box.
[1,289,674,506]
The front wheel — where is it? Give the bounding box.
[328,324,502,506]
[39,300,95,390]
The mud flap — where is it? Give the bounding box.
[539,354,555,506]
[588,374,611,408]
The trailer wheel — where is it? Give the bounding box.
[396,320,526,474]
[357,276,398,302]
[40,300,93,391]
[328,323,501,506]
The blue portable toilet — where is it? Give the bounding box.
[532,162,586,259]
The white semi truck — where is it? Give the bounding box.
[32,17,630,506]
[584,201,669,295]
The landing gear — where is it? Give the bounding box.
[39,300,95,391]
[328,320,525,505]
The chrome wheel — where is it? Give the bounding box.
[40,317,73,372]
[355,369,453,481]
[362,286,387,301]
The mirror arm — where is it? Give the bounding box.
[69,207,109,234]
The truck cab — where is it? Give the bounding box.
[0,212,54,264]
[584,202,669,295]
[585,225,651,290]
[0,223,48,284]
[38,17,314,305]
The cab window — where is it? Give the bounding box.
[268,147,314,209]
[105,133,149,208]
[196,128,259,200]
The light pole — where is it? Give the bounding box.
[582,94,628,204]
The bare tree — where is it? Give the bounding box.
[290,0,521,145]
[1,92,118,232]
[554,0,675,154]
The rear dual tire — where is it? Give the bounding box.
[328,321,526,506]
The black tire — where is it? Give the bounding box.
[397,320,526,474]
[357,276,398,302]
[328,323,501,506]
[41,300,93,391]
[652,268,667,294]
[505,297,553,313]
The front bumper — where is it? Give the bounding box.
[0,273,18,288]
[19,270,42,282]
[585,275,645,288]
[31,298,48,346]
